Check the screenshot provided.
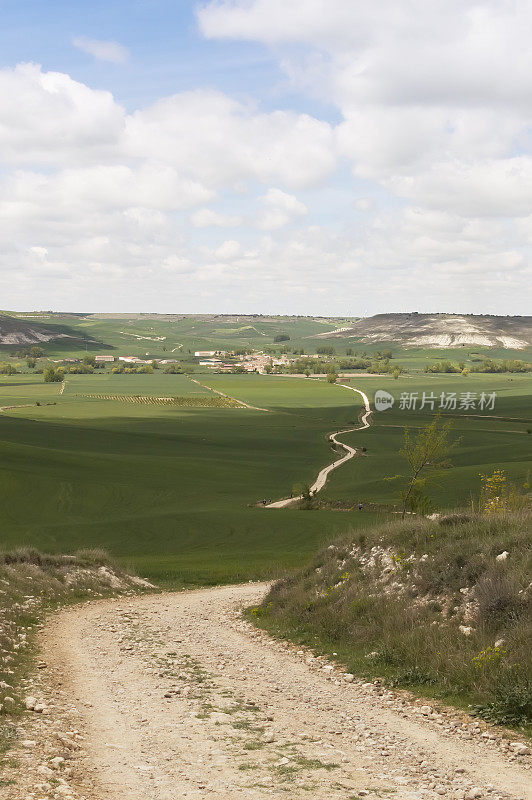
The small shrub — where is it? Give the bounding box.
[0,547,62,567]
[74,548,113,566]
[480,469,508,513]
[372,645,400,667]
[438,513,472,526]
[474,572,521,626]
[391,667,436,687]
[472,676,532,727]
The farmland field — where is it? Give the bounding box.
[0,371,382,585]
[0,316,530,588]
[322,372,531,509]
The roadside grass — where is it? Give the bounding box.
[247,509,532,734]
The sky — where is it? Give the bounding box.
[0,0,531,316]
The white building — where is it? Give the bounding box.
[199,359,223,367]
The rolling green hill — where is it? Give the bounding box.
[0,314,530,590]
[0,373,379,585]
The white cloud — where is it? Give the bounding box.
[72,36,130,64]
[1,164,213,214]
[256,187,308,230]
[193,0,532,312]
[388,158,532,218]
[125,90,336,190]
[200,1,532,208]
[214,240,241,260]
[0,63,124,164]
[191,208,244,227]
[0,3,531,315]
[29,246,48,259]
[198,1,532,108]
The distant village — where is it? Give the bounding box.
[193,350,292,373]
[53,350,326,374]
[46,343,406,379]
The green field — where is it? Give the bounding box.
[322,372,531,510]
[0,315,530,588]
[0,372,384,585]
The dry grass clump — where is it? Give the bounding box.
[250,509,531,731]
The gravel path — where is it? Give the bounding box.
[11,584,530,800]
[267,384,372,507]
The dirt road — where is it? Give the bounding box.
[14,584,530,800]
[267,384,372,507]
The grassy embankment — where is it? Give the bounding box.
[0,547,151,755]
[248,510,532,733]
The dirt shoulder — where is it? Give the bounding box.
[4,584,530,800]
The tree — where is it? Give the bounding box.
[399,414,457,519]
[0,363,17,375]
[43,367,64,383]
[274,334,290,342]
[326,371,337,383]
[68,364,93,374]
[296,483,315,509]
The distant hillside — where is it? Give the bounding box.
[0,313,97,346]
[315,313,532,349]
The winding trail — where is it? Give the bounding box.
[266,384,372,508]
[15,584,530,800]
